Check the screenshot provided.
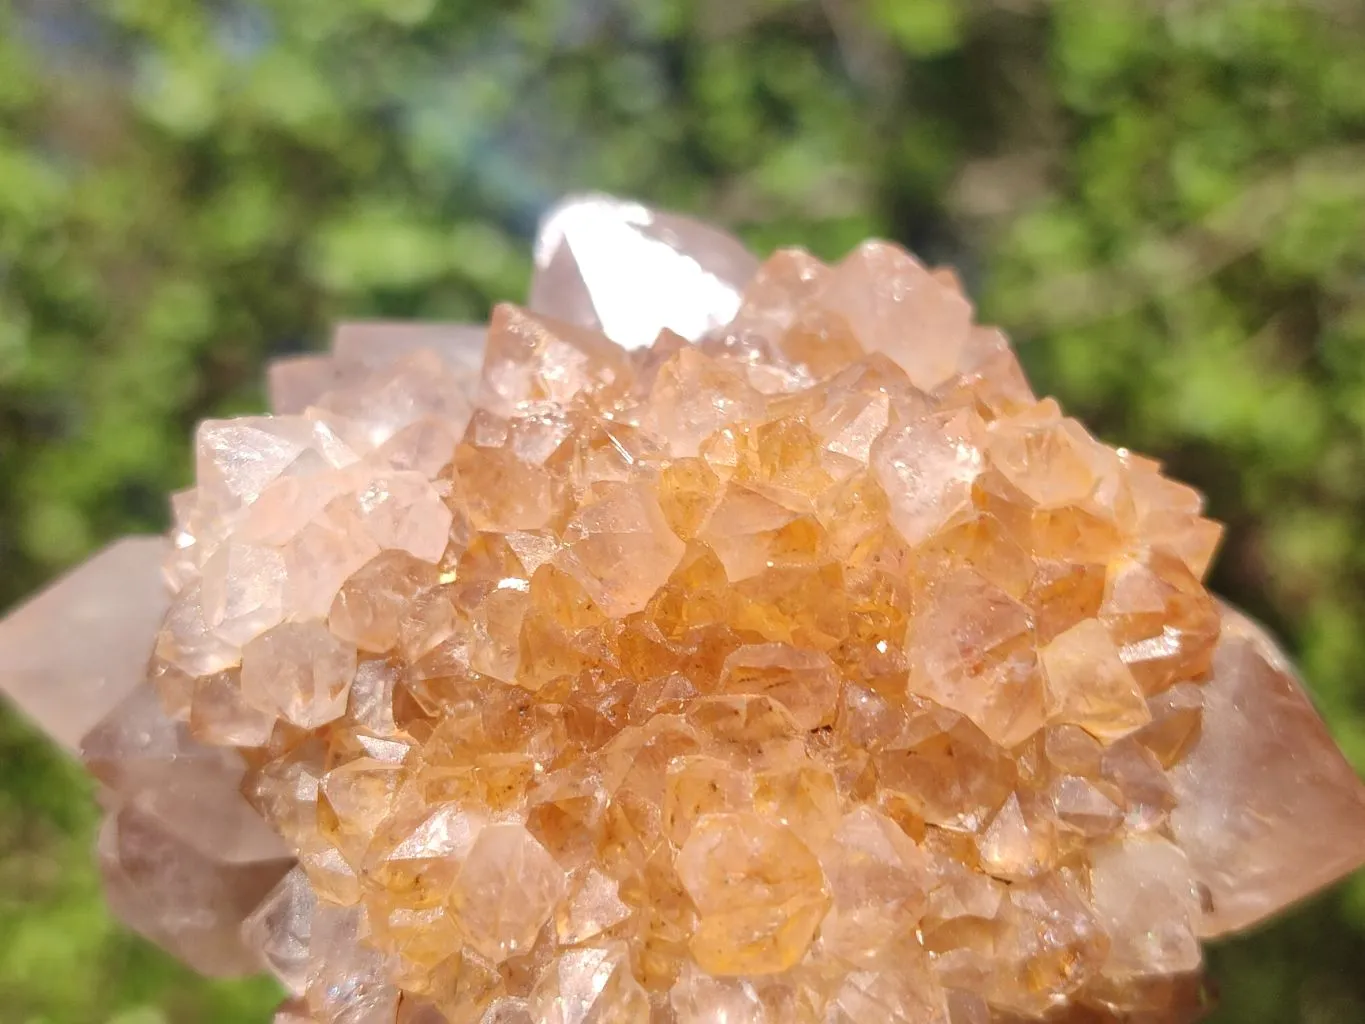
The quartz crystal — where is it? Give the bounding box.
[3,194,1365,1023]
[0,538,171,752]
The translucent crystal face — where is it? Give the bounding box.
[2,196,1365,1024]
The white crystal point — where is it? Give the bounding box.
[0,536,170,753]
[529,193,758,349]
[1171,604,1365,937]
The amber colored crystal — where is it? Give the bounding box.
[4,195,1365,1024]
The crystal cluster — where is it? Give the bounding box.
[4,196,1365,1024]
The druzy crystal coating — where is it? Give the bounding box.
[3,195,1365,1023]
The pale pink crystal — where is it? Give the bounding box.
[241,621,357,729]
[1171,606,1365,936]
[0,537,169,752]
[816,241,973,392]
[81,681,292,972]
[98,795,289,976]
[1090,835,1202,979]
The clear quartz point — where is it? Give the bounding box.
[529,193,758,349]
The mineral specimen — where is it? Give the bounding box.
[3,194,1365,1023]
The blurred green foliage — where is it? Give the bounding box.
[2,0,1365,1021]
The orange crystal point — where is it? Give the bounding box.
[3,196,1364,1023]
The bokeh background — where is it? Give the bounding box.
[2,1,1365,1021]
